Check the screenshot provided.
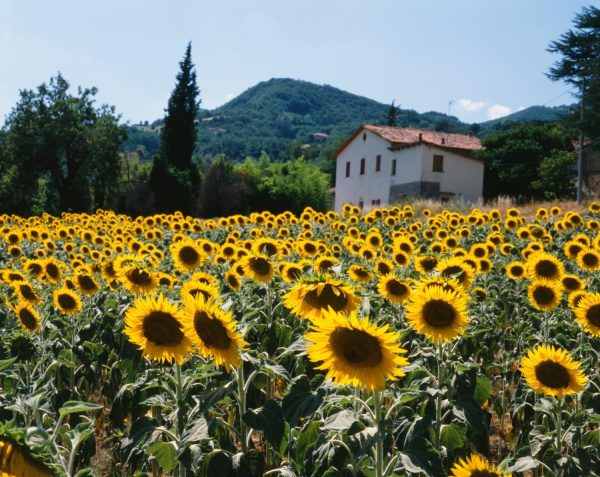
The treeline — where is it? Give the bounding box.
[0,74,330,217]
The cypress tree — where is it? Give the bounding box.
[151,42,201,213]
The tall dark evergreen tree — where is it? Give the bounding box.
[547,5,600,139]
[385,100,400,126]
[151,43,201,213]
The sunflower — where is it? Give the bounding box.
[377,276,411,304]
[170,239,204,272]
[561,274,585,293]
[241,253,274,283]
[576,247,600,272]
[305,308,409,390]
[180,280,219,302]
[450,453,510,477]
[53,287,83,315]
[405,285,469,343]
[0,437,54,477]
[527,279,563,312]
[348,265,373,283]
[118,265,158,295]
[283,276,360,321]
[520,344,588,397]
[12,281,41,305]
[224,271,241,290]
[505,261,526,279]
[315,255,339,274]
[75,272,101,295]
[12,302,41,332]
[526,252,564,281]
[181,295,247,371]
[42,257,63,283]
[413,255,438,274]
[124,293,192,364]
[573,292,600,337]
[436,257,476,288]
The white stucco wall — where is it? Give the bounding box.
[333,132,484,211]
[333,130,422,212]
[421,145,484,202]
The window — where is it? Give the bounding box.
[391,159,397,176]
[358,199,364,209]
[375,155,381,172]
[433,154,444,172]
[360,158,365,175]
[345,161,351,177]
[371,199,381,207]
[362,133,367,141]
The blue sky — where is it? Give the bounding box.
[0,0,591,124]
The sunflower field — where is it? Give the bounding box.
[0,202,599,477]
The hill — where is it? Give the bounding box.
[122,78,570,160]
[123,78,469,160]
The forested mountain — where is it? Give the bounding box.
[122,78,569,160]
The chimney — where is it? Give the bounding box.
[418,133,422,141]
[441,137,446,145]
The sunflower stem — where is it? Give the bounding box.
[434,342,444,450]
[373,389,384,477]
[555,397,563,453]
[174,363,186,477]
[236,364,248,452]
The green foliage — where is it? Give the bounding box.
[477,122,574,199]
[199,156,251,217]
[547,5,600,140]
[237,153,330,214]
[532,149,577,199]
[0,74,127,215]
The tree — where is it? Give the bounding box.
[548,5,600,139]
[0,74,126,215]
[532,150,577,199]
[476,122,574,199]
[199,156,250,217]
[151,43,201,213]
[385,101,400,126]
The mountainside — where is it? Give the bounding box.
[122,78,570,160]
[479,105,570,133]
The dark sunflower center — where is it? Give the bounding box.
[473,248,486,258]
[330,328,382,367]
[127,268,152,286]
[19,309,37,330]
[194,311,232,350]
[353,268,370,279]
[249,257,271,276]
[304,243,316,254]
[227,274,240,287]
[304,284,349,311]
[189,288,212,300]
[57,293,77,310]
[260,243,278,256]
[46,264,59,279]
[582,253,598,267]
[104,262,117,277]
[441,265,466,283]
[286,267,302,280]
[159,277,172,286]
[179,246,200,265]
[19,285,37,301]
[394,253,409,265]
[28,263,43,275]
[535,360,570,389]
[535,260,558,278]
[562,277,580,291]
[422,300,456,327]
[420,258,437,272]
[511,265,524,276]
[586,304,600,327]
[143,311,184,346]
[386,280,408,297]
[377,263,392,275]
[78,275,97,291]
[319,260,334,271]
[533,286,555,305]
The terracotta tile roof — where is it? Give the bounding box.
[364,125,483,151]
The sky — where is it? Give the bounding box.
[0,0,592,125]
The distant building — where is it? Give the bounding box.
[333,125,484,212]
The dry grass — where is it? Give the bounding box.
[391,196,594,218]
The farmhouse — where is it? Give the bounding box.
[333,125,484,212]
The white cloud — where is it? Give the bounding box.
[454,98,487,113]
[487,104,512,120]
[224,92,235,102]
